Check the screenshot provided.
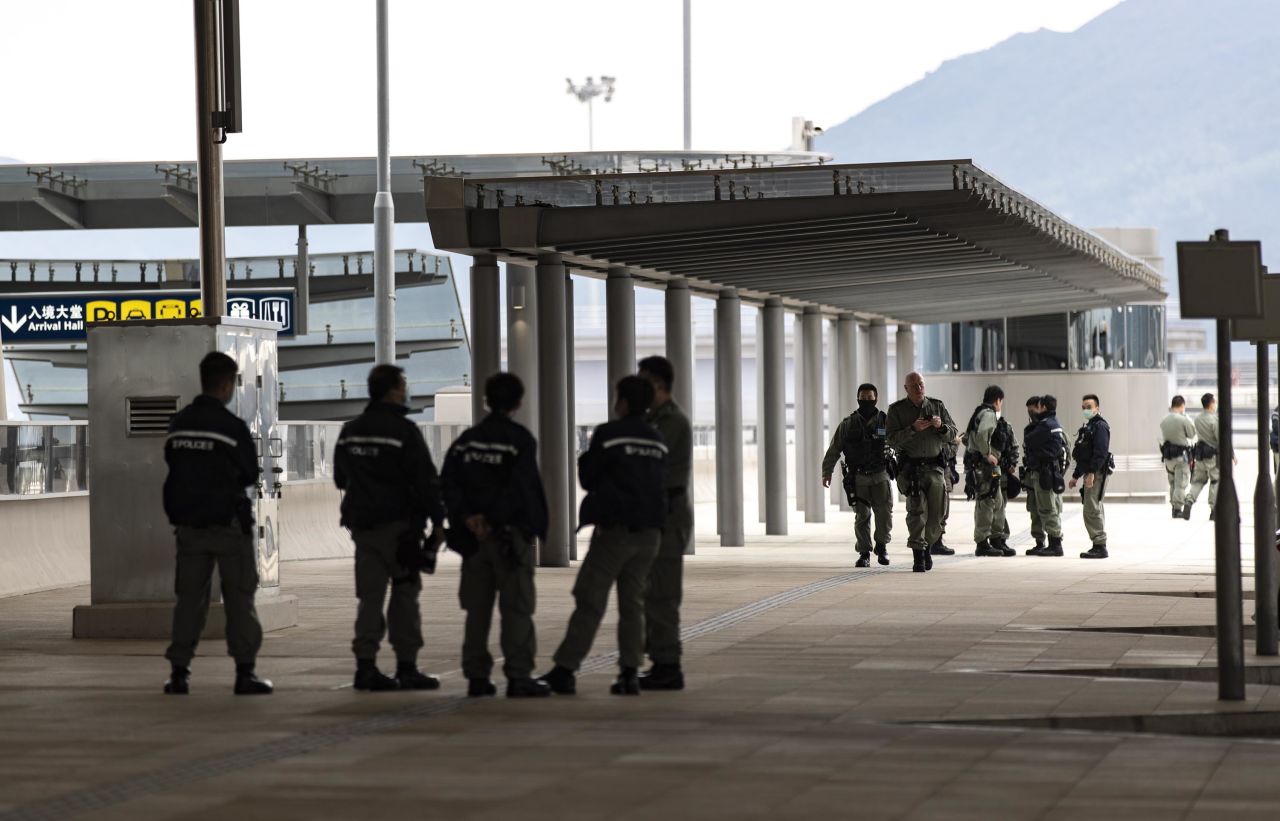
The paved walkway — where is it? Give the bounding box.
[2,489,1279,820]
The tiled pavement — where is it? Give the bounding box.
[2,494,1279,820]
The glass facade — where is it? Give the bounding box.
[919,306,1166,374]
[0,423,88,495]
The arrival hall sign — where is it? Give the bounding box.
[0,288,295,343]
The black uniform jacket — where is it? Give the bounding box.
[334,401,443,530]
[163,394,257,531]
[1073,415,1112,478]
[577,415,668,531]
[1024,414,1067,473]
[441,412,549,540]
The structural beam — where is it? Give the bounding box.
[536,253,571,567]
[469,254,501,422]
[762,299,787,534]
[605,267,636,420]
[802,307,825,523]
[715,288,745,547]
[506,263,539,437]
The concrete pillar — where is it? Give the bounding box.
[896,324,916,390]
[802,307,826,523]
[665,279,695,555]
[868,319,889,402]
[536,253,570,567]
[565,272,578,553]
[470,254,501,423]
[505,263,539,434]
[856,321,870,387]
[793,313,805,513]
[606,267,636,420]
[756,310,766,524]
[762,299,787,535]
[835,315,859,511]
[715,289,745,547]
[826,318,843,508]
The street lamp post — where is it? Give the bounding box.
[566,76,616,151]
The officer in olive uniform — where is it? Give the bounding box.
[886,372,959,573]
[1023,395,1068,556]
[335,364,445,692]
[1070,393,1112,559]
[1159,395,1197,519]
[637,355,693,692]
[441,372,550,699]
[162,352,272,696]
[1185,392,1222,520]
[965,385,1014,557]
[822,382,893,568]
[541,376,668,696]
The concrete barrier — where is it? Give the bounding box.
[279,480,353,561]
[0,494,91,597]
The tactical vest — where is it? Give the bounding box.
[964,404,1008,453]
[841,411,888,474]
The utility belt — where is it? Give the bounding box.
[1192,442,1218,461]
[896,453,945,498]
[1160,441,1191,461]
[839,461,886,507]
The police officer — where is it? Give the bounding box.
[1070,393,1112,559]
[162,351,272,696]
[540,376,667,696]
[637,356,693,691]
[886,372,959,572]
[335,364,444,692]
[441,372,550,699]
[965,385,1014,558]
[822,382,893,568]
[1023,395,1068,556]
[1185,392,1222,520]
[1159,395,1197,519]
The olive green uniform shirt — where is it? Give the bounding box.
[886,396,959,461]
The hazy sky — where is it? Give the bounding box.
[0,0,1121,163]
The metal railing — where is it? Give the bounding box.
[0,422,89,497]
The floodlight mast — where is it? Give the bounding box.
[566,76,616,151]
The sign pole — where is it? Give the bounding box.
[1256,339,1278,655]
[1215,317,1245,698]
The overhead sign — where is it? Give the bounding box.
[0,288,295,344]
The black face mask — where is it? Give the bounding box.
[1028,411,1040,423]
[857,399,878,418]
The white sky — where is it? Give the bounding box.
[0,0,1121,163]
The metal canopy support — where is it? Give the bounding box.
[827,318,842,507]
[193,0,226,317]
[756,311,767,524]
[469,254,501,423]
[605,267,636,420]
[536,254,571,567]
[896,324,916,391]
[665,278,695,554]
[373,0,395,365]
[295,225,310,337]
[802,307,825,523]
[835,314,858,512]
[682,0,692,151]
[566,272,578,552]
[506,263,539,434]
[868,320,888,403]
[1255,341,1278,656]
[793,313,805,514]
[762,299,787,535]
[715,289,744,546]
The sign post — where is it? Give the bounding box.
[1229,269,1280,657]
[1177,229,1264,700]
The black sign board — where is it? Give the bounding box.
[1176,240,1263,319]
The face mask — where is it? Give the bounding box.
[1083,408,1095,420]
[857,399,877,416]
[995,410,1002,420]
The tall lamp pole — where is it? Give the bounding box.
[373,0,395,365]
[566,76,616,151]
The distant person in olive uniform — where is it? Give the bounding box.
[1158,395,1196,519]
[1185,392,1225,520]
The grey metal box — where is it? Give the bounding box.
[1232,274,1280,342]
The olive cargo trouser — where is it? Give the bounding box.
[1188,457,1220,510]
[1023,470,1063,539]
[165,523,263,667]
[645,495,692,665]
[459,530,537,680]
[1081,481,1107,546]
[1164,458,1191,507]
[850,471,892,552]
[972,469,1008,543]
[898,467,947,550]
[554,525,660,671]
[351,520,423,664]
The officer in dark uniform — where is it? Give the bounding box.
[441,372,550,699]
[540,376,667,696]
[637,356,693,692]
[162,351,272,696]
[1070,393,1112,559]
[821,382,893,568]
[1023,395,1068,556]
[335,364,445,692]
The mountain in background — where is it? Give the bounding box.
[816,0,1280,300]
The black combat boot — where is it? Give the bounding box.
[975,539,1004,557]
[1042,537,1064,557]
[1182,503,1193,520]
[163,665,190,695]
[1025,537,1047,556]
[611,667,641,696]
[1172,505,1182,519]
[1209,508,1216,522]
[638,663,685,691]
[992,538,1016,557]
[929,540,955,556]
[1080,543,1109,559]
[874,543,890,566]
[467,678,498,697]
[855,551,871,568]
[353,659,399,692]
[912,548,927,573]
[537,665,577,695]
[233,663,273,695]
[507,677,552,698]
[395,664,441,691]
